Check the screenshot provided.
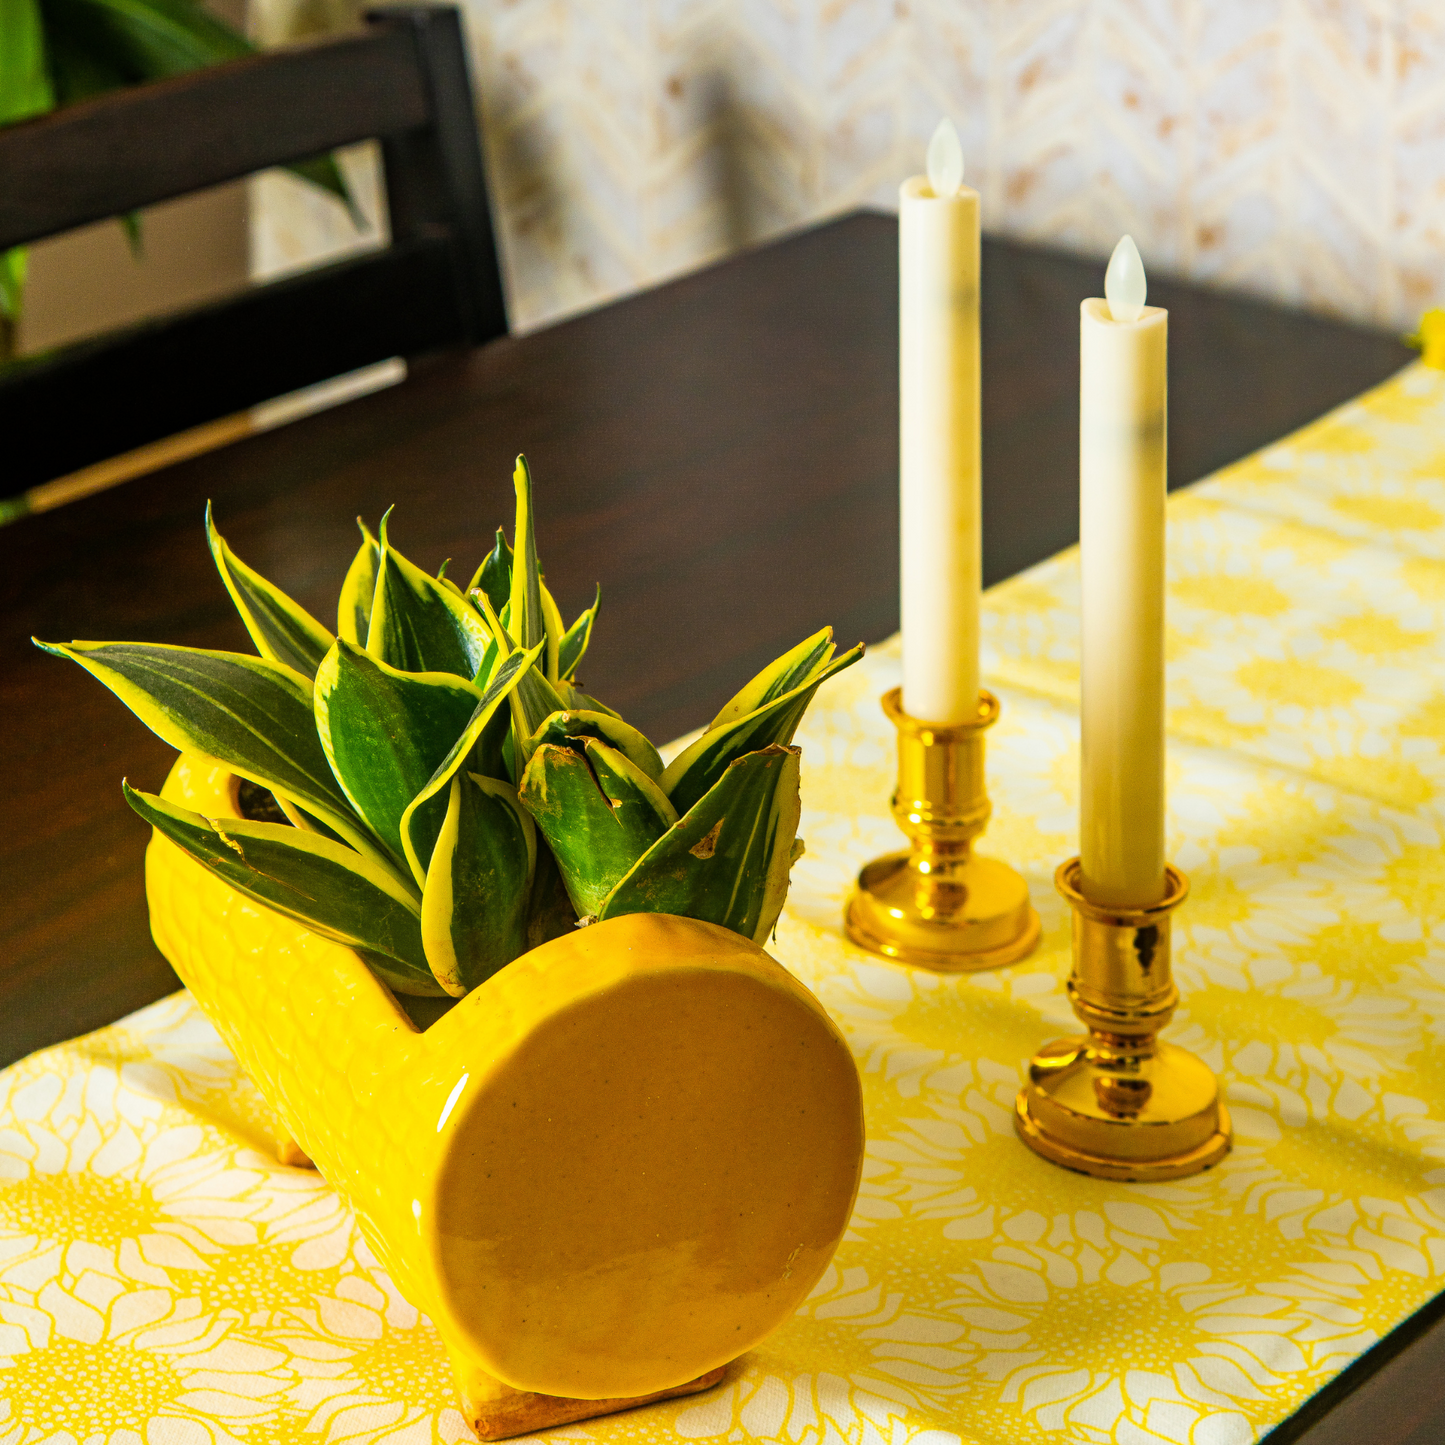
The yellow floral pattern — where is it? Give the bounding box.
[5,361,1445,1442]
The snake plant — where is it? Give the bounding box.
[36,457,862,1000]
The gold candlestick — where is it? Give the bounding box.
[845,687,1040,971]
[1014,859,1230,1181]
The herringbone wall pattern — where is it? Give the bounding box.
[255,1,1445,332]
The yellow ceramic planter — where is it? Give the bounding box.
[146,753,865,1437]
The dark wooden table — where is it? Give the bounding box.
[0,211,1430,1442]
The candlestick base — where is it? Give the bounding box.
[1014,861,1230,1181]
[844,688,1040,973]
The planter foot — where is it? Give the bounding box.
[457,1363,728,1440]
[275,1134,315,1169]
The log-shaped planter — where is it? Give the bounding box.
[144,754,865,1438]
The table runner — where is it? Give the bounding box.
[4,361,1445,1444]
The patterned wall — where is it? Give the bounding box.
[256,1,1445,334]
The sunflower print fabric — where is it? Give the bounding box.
[4,361,1445,1444]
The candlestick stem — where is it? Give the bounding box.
[1014,859,1231,1180]
[845,688,1040,971]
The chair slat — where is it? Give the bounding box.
[1,237,461,492]
[0,27,430,251]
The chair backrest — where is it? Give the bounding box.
[0,3,505,496]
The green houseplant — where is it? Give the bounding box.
[38,455,864,1001]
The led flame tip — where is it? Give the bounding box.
[1105,235,1147,322]
[926,118,964,198]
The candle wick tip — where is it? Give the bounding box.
[926,118,964,198]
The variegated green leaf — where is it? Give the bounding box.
[338,517,380,646]
[273,794,345,842]
[510,670,569,757]
[590,740,677,828]
[467,587,505,690]
[398,641,544,885]
[528,709,664,782]
[539,580,564,683]
[466,528,512,621]
[126,782,439,995]
[517,738,673,918]
[508,455,545,653]
[35,639,385,863]
[470,584,567,745]
[315,640,486,869]
[206,503,335,678]
[600,744,802,945]
[708,627,836,729]
[421,773,536,996]
[467,686,515,785]
[558,682,621,718]
[503,458,567,683]
[662,642,864,815]
[367,513,491,678]
[472,635,502,691]
[558,588,600,682]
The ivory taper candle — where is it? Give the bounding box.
[899,118,981,724]
[1080,235,1168,908]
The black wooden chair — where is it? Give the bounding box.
[0,4,505,497]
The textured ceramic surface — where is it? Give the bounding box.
[146,753,864,1409]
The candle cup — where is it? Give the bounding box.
[1014,859,1231,1181]
[845,687,1040,971]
